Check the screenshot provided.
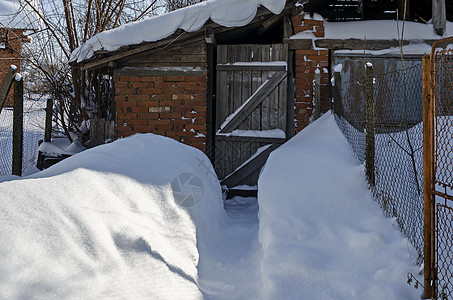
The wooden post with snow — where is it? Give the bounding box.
[12,74,23,176]
[364,62,375,186]
[432,0,446,36]
[314,69,321,120]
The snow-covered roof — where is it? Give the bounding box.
[0,0,39,29]
[291,15,453,40]
[71,0,287,63]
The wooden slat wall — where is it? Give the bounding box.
[215,44,288,186]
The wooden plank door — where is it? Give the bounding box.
[215,44,288,187]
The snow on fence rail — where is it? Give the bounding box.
[332,63,424,261]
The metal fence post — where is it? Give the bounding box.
[365,62,375,186]
[12,75,23,176]
[314,70,321,120]
[422,54,435,299]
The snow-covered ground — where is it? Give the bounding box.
[258,112,421,299]
[0,112,421,299]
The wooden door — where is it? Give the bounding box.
[215,44,288,187]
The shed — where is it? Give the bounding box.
[72,0,305,191]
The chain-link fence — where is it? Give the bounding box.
[0,98,46,176]
[432,44,453,300]
[333,63,424,261]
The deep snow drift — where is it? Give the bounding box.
[0,134,226,299]
[258,112,421,299]
[0,113,421,299]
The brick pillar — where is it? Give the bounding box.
[291,14,330,133]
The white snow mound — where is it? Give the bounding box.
[258,112,421,299]
[0,133,226,299]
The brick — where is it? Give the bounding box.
[296,50,317,55]
[173,106,193,113]
[176,81,198,88]
[184,76,206,82]
[164,76,185,82]
[307,54,328,61]
[119,76,141,82]
[125,119,149,126]
[131,106,150,113]
[304,19,323,26]
[295,25,313,32]
[160,100,182,107]
[149,106,171,113]
[185,99,206,106]
[116,88,139,95]
[159,112,181,119]
[313,31,325,38]
[127,94,150,101]
[134,125,155,133]
[155,82,176,88]
[137,112,160,120]
[154,125,173,131]
[186,124,206,131]
[192,106,206,112]
[172,94,193,100]
[140,88,162,94]
[149,120,170,125]
[170,119,191,125]
[193,118,207,125]
[117,113,137,120]
[116,101,136,108]
[137,100,159,107]
[141,76,163,82]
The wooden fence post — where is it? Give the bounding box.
[45,99,53,142]
[314,69,321,120]
[365,62,375,186]
[422,54,435,299]
[12,75,23,176]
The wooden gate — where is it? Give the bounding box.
[214,44,288,188]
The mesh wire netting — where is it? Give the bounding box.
[0,99,45,176]
[434,47,453,300]
[333,63,424,260]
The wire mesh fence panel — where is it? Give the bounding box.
[372,64,424,260]
[333,76,366,163]
[333,63,424,260]
[433,46,453,300]
[0,108,13,175]
[0,99,45,176]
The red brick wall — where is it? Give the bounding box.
[0,29,23,107]
[115,73,207,151]
[291,14,330,132]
